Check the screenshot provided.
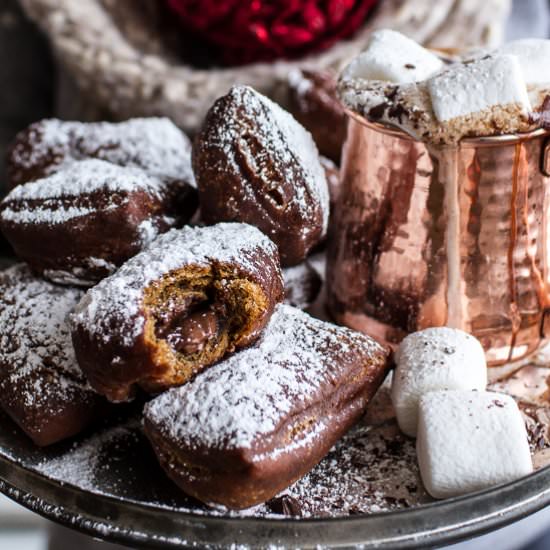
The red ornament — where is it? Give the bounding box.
[166,0,379,66]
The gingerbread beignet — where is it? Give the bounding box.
[7,117,196,190]
[71,223,284,402]
[143,304,390,509]
[192,86,329,266]
[0,159,197,286]
[0,265,105,446]
[286,69,347,163]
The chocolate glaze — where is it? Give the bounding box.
[320,155,341,214]
[0,185,197,286]
[529,95,550,127]
[193,86,329,267]
[0,265,108,446]
[368,102,387,120]
[283,261,323,310]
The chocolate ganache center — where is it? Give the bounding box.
[153,291,224,356]
[165,309,220,355]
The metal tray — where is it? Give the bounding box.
[1,406,550,550]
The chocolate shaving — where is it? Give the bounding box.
[388,103,407,124]
[267,494,303,517]
[529,95,550,128]
[368,102,387,121]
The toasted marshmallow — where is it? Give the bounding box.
[391,327,486,437]
[499,39,550,85]
[428,54,531,122]
[342,29,444,84]
[417,390,533,499]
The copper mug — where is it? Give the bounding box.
[327,112,550,365]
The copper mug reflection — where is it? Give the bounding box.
[327,112,550,365]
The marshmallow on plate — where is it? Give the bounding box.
[392,327,487,437]
[342,29,444,84]
[417,390,533,499]
[428,54,531,122]
[499,39,550,85]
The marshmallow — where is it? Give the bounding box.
[417,390,533,499]
[342,29,444,84]
[391,327,487,437]
[428,54,531,122]
[499,39,550,85]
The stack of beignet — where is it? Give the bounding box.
[0,86,390,510]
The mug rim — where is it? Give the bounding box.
[345,108,550,146]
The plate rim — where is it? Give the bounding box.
[1,447,550,549]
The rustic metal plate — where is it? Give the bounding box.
[1,406,550,549]
[1,252,550,548]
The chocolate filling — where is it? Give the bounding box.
[165,309,220,355]
[143,266,270,390]
[154,290,225,357]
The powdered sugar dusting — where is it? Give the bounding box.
[257,90,330,236]
[24,412,425,518]
[284,421,427,516]
[11,117,195,186]
[6,158,168,199]
[37,421,141,491]
[0,159,178,226]
[144,304,382,450]
[0,265,91,414]
[71,223,280,347]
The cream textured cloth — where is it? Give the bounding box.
[19,0,511,133]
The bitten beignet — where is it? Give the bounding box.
[0,265,105,446]
[143,304,390,509]
[71,223,284,402]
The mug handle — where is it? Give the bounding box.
[540,137,550,176]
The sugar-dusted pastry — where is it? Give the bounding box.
[286,69,347,163]
[7,117,196,190]
[392,327,487,437]
[143,304,391,509]
[282,260,322,310]
[0,265,105,446]
[71,223,284,402]
[0,159,197,286]
[192,85,329,266]
[417,390,533,499]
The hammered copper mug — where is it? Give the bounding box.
[327,112,550,365]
